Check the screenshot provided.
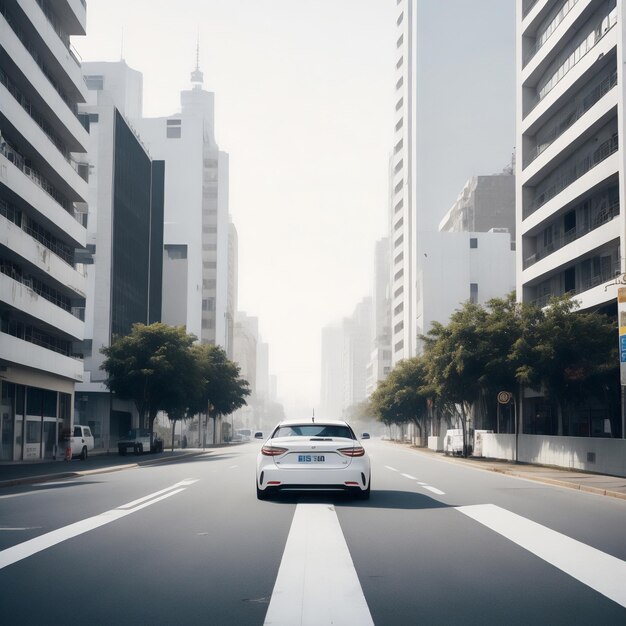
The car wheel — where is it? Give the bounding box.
[80,446,88,461]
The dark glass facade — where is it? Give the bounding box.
[111,111,163,338]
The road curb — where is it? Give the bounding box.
[387,442,626,502]
[0,450,210,489]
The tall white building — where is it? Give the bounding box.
[366,237,391,396]
[390,1,515,366]
[517,0,620,312]
[133,55,236,355]
[0,0,88,461]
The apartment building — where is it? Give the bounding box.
[74,61,165,449]
[0,0,88,461]
[517,0,620,312]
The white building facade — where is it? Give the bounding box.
[517,0,620,311]
[133,59,236,356]
[0,0,88,461]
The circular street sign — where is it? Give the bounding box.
[497,391,512,404]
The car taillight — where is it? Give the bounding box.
[261,445,287,456]
[338,446,365,457]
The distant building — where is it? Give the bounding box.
[320,323,344,419]
[366,238,391,396]
[133,53,236,356]
[0,0,88,461]
[343,298,372,412]
[415,231,516,348]
[74,61,165,449]
[439,172,516,241]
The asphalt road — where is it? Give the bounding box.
[1,439,625,625]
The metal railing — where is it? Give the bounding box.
[524,0,579,67]
[523,200,619,269]
[526,134,618,217]
[531,258,621,307]
[526,10,617,116]
[525,70,617,167]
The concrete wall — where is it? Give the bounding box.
[428,435,445,451]
[480,433,626,477]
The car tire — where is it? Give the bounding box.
[80,446,88,461]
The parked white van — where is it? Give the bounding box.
[67,425,94,460]
[443,428,473,456]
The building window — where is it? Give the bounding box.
[84,75,104,90]
[166,245,187,260]
[394,340,404,352]
[394,286,403,298]
[394,302,404,316]
[470,283,478,304]
[166,119,181,139]
[394,321,404,333]
[470,237,478,248]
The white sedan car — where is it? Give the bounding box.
[256,419,371,500]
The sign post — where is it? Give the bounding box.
[618,288,626,437]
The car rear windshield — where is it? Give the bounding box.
[272,424,355,439]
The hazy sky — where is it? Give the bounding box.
[75,1,514,417]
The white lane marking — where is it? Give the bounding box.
[116,479,198,509]
[384,465,398,472]
[423,486,445,495]
[0,527,42,531]
[264,503,374,626]
[401,473,418,480]
[0,490,55,500]
[458,504,626,609]
[229,465,239,469]
[417,482,427,486]
[0,480,197,571]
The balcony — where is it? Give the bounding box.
[0,331,83,381]
[523,199,619,269]
[525,133,618,219]
[523,8,617,123]
[524,69,617,169]
[0,211,86,297]
[523,0,580,68]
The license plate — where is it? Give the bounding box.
[298,455,325,463]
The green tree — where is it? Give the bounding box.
[512,296,618,434]
[189,344,250,444]
[370,357,431,440]
[100,323,198,435]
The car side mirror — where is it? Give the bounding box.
[361,433,370,440]
[254,432,263,439]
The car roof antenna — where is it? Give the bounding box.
[312,408,315,423]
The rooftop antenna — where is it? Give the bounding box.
[190,29,203,85]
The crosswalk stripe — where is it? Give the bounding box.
[264,503,374,625]
[457,504,626,608]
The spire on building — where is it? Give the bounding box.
[190,32,204,86]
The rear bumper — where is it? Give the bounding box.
[258,466,369,491]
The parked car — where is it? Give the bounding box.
[66,425,94,460]
[256,419,371,500]
[118,428,164,455]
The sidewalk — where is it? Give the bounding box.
[0,448,213,489]
[396,443,626,501]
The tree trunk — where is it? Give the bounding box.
[171,420,177,452]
